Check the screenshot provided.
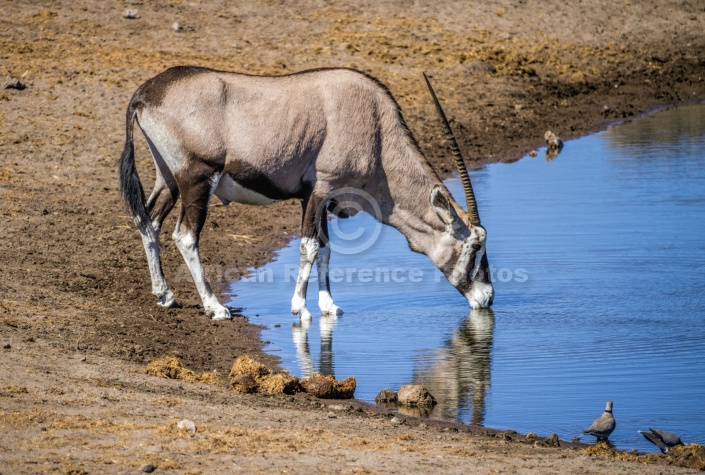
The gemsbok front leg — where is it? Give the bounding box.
[291,193,322,320]
[316,214,343,316]
[172,170,232,321]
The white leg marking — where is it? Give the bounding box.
[291,237,318,320]
[138,222,177,308]
[173,229,231,320]
[316,245,343,316]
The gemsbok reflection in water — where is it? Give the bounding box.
[292,315,339,378]
[410,309,494,424]
[290,309,493,424]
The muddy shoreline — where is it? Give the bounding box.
[2,0,705,472]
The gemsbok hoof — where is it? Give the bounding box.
[321,304,344,317]
[156,289,178,308]
[207,306,232,321]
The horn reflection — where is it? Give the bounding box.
[411,308,495,425]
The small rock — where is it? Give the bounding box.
[177,419,196,434]
[544,131,564,160]
[544,130,563,149]
[140,463,156,473]
[2,344,10,349]
[529,150,537,158]
[171,21,183,32]
[327,404,346,411]
[3,77,25,90]
[390,416,404,425]
[327,411,337,419]
[122,9,141,19]
[526,432,537,440]
[545,433,561,447]
[397,384,436,407]
[375,388,398,404]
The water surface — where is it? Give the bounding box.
[227,104,705,452]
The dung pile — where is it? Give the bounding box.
[229,355,355,398]
[144,356,220,384]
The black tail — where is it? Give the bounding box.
[119,101,152,233]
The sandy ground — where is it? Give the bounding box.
[1,0,705,473]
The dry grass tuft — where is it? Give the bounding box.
[583,441,705,470]
[257,373,302,395]
[228,356,354,397]
[144,356,220,384]
[666,444,705,471]
[229,355,271,380]
[302,374,356,399]
[229,355,301,395]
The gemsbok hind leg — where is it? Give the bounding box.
[136,130,180,308]
[140,167,179,308]
[172,170,231,321]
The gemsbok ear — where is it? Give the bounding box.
[430,186,461,230]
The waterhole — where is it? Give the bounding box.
[228,104,705,452]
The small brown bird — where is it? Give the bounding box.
[582,401,616,441]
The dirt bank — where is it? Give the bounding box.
[1,0,705,472]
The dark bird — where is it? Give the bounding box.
[638,428,683,453]
[582,401,616,441]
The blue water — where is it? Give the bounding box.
[227,103,705,452]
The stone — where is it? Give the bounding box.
[544,130,563,149]
[122,9,141,19]
[544,433,561,447]
[140,463,156,473]
[375,388,398,404]
[3,77,25,90]
[177,419,196,434]
[397,384,436,407]
[172,21,183,32]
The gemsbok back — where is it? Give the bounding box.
[119,66,494,321]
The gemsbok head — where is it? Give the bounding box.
[119,66,493,321]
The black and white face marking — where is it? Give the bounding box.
[446,225,494,309]
[430,186,494,309]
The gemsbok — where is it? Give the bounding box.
[119,66,494,321]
